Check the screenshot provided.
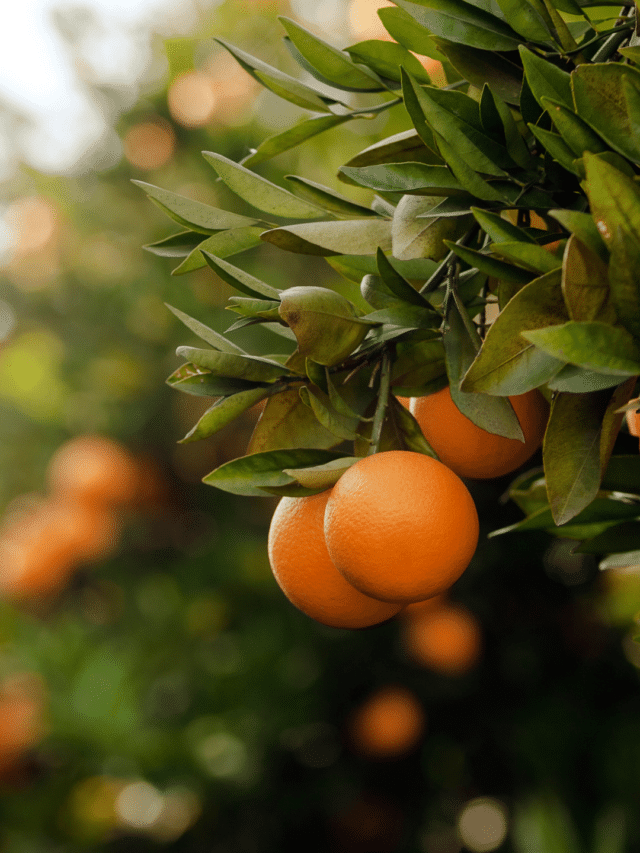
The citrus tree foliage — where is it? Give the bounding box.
[140,0,640,564]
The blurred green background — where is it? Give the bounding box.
[1,1,640,851]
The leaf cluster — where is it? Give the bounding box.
[138,0,640,548]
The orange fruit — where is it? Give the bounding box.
[268,490,402,629]
[348,684,426,758]
[400,592,447,618]
[396,396,411,409]
[46,435,140,508]
[626,408,640,437]
[401,602,482,675]
[410,386,548,479]
[324,451,478,603]
[0,673,46,768]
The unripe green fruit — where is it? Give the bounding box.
[278,285,372,366]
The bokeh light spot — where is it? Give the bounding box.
[457,797,508,852]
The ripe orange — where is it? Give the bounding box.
[268,490,402,629]
[401,602,482,675]
[324,451,478,603]
[0,673,46,769]
[410,386,548,479]
[626,408,640,437]
[396,396,411,409]
[46,435,140,508]
[348,684,426,758]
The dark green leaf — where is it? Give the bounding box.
[461,270,567,394]
[241,114,351,168]
[432,131,508,201]
[327,253,437,285]
[390,337,447,394]
[343,129,439,168]
[561,234,614,323]
[432,38,522,104]
[393,0,521,51]
[282,456,360,490]
[179,386,270,443]
[284,176,378,218]
[202,448,347,496]
[602,454,640,493]
[608,226,640,338]
[201,253,281,299]
[523,322,640,377]
[577,521,640,554]
[490,241,562,274]
[246,387,342,454]
[529,125,581,175]
[299,385,361,440]
[495,0,554,44]
[583,152,640,249]
[472,207,536,244]
[541,97,609,157]
[519,46,573,109]
[377,6,447,59]
[339,162,467,196]
[346,39,432,84]
[444,241,534,283]
[166,363,262,397]
[132,180,261,233]
[376,248,434,307]
[172,227,265,275]
[482,85,532,167]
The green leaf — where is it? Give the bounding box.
[201,253,280,299]
[241,114,351,168]
[166,363,262,397]
[284,176,378,218]
[432,132,508,202]
[461,270,567,394]
[432,38,522,105]
[608,226,640,338]
[179,386,270,443]
[444,241,534,284]
[390,337,447,394]
[328,253,437,285]
[214,38,342,112]
[546,364,625,393]
[166,304,247,354]
[548,209,607,262]
[387,394,439,455]
[363,302,440,327]
[471,207,536,244]
[299,385,361,440]
[132,180,261,233]
[346,39,432,84]
[376,248,434,308]
[482,85,532,168]
[202,152,324,220]
[340,163,466,196]
[226,297,281,320]
[543,390,609,525]
[172,227,265,275]
[393,0,521,51]
[176,346,291,383]
[246,387,342,454]
[261,218,392,256]
[519,45,573,109]
[572,63,640,163]
[528,125,581,175]
[577,521,640,554]
[541,97,609,157]
[602,454,640,493]
[561,234,614,323]
[279,17,384,91]
[202,448,346,496]
[492,496,640,537]
[143,231,202,258]
[490,241,562,274]
[343,129,439,168]
[523,322,640,377]
[283,456,360,490]
[392,194,473,262]
[583,152,640,249]
[378,5,447,59]
[445,291,524,438]
[495,0,554,44]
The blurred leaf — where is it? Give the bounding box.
[202,448,346,496]
[445,291,524,438]
[261,218,392,255]
[572,64,640,163]
[393,0,521,51]
[523,322,640,376]
[283,456,360,489]
[346,39,432,84]
[241,114,351,168]
[549,209,607,262]
[132,180,262,233]
[203,152,325,219]
[284,176,378,217]
[340,163,467,196]
[215,37,344,111]
[602,455,640,493]
[461,270,567,394]
[577,521,640,554]
[143,231,202,258]
[166,304,247,353]
[519,45,573,109]
[179,386,271,443]
[247,386,342,453]
[172,227,265,275]
[491,496,640,537]
[176,346,291,382]
[201,253,281,299]
[433,39,522,104]
[512,794,582,853]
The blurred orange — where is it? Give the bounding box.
[626,407,640,437]
[400,592,447,618]
[349,684,426,758]
[0,499,120,599]
[401,602,482,675]
[46,435,140,509]
[123,119,176,171]
[0,672,47,771]
[347,0,395,41]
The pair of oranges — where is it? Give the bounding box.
[268,388,548,632]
